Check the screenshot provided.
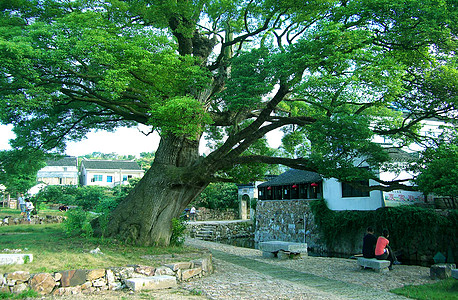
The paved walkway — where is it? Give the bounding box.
[183,238,409,300]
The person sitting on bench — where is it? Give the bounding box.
[362,226,377,258]
[375,229,400,270]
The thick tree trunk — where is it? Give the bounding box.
[104,134,208,246]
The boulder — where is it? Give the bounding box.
[30,273,56,295]
[430,263,456,279]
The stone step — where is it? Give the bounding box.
[0,254,33,265]
[125,275,177,292]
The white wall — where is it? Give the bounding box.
[82,170,143,188]
[323,178,384,211]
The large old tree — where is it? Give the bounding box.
[1,0,457,245]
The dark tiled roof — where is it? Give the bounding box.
[386,148,419,162]
[81,160,142,170]
[46,156,77,167]
[258,169,322,187]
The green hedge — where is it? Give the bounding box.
[310,199,457,264]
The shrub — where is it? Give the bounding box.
[170,218,187,246]
[62,208,94,237]
[310,199,458,262]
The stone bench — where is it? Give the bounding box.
[357,257,390,273]
[0,254,33,265]
[259,241,307,259]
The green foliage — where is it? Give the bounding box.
[194,182,238,210]
[0,289,39,299]
[310,199,457,261]
[34,185,117,211]
[137,152,155,171]
[62,208,94,238]
[0,149,47,194]
[170,218,187,246]
[33,185,78,205]
[391,278,458,300]
[414,137,458,198]
[149,96,213,139]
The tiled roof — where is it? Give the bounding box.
[258,169,322,187]
[46,156,77,167]
[386,148,419,162]
[81,159,142,170]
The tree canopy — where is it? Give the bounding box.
[1,0,456,186]
[1,0,457,245]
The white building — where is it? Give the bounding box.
[257,148,425,211]
[36,156,79,186]
[79,159,144,188]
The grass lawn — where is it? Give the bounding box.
[391,277,458,300]
[0,209,200,274]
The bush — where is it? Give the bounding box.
[310,199,458,262]
[62,208,94,237]
[170,218,187,246]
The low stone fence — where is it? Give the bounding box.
[0,253,213,296]
[0,215,66,226]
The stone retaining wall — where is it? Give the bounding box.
[0,253,213,296]
[255,200,324,253]
[0,215,66,226]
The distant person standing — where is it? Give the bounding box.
[25,198,34,222]
[362,226,377,258]
[18,194,26,218]
[190,206,197,221]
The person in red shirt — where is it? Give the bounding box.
[375,229,399,270]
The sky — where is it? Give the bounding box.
[0,124,161,158]
[0,124,283,158]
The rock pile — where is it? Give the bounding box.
[0,254,213,296]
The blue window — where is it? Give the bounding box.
[107,176,113,183]
[93,175,103,182]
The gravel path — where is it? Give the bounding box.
[180,238,436,300]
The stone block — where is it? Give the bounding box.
[135,265,155,276]
[6,271,30,282]
[451,269,458,280]
[59,269,87,287]
[11,283,27,294]
[357,257,390,273]
[164,262,192,271]
[0,254,33,265]
[30,273,56,295]
[430,263,456,279]
[125,275,177,291]
[154,266,175,276]
[181,267,202,281]
[191,255,213,273]
[86,269,105,281]
[259,241,307,254]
